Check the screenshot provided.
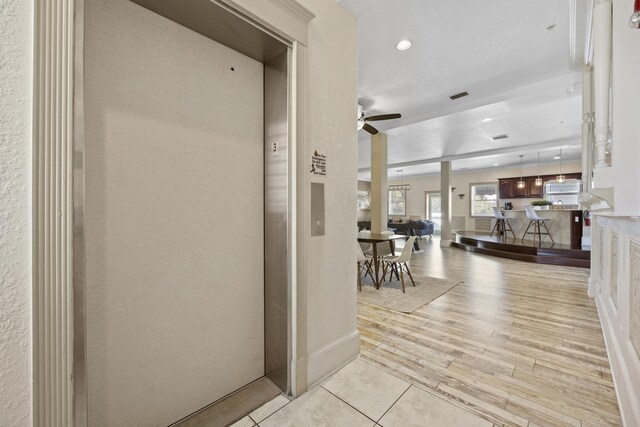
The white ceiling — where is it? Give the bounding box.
[338,0,588,180]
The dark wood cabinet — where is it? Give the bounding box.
[499,180,514,199]
[513,180,528,197]
[497,173,581,199]
[527,178,544,197]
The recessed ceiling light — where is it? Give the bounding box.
[481,118,493,123]
[396,40,412,51]
[554,155,561,160]
[491,134,509,141]
[493,163,499,166]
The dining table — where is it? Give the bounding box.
[357,232,408,289]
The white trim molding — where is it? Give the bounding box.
[306,331,361,388]
[32,0,76,425]
[592,214,640,426]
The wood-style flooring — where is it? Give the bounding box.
[358,238,622,427]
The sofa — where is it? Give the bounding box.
[357,220,434,238]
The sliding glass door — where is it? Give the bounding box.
[425,192,441,235]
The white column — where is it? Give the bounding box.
[33,0,76,425]
[370,133,388,233]
[440,161,452,247]
[582,67,594,191]
[592,0,612,168]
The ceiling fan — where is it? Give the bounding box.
[357,104,401,135]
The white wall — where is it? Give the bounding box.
[357,180,371,221]
[590,2,640,425]
[611,0,640,216]
[0,0,32,425]
[297,0,359,385]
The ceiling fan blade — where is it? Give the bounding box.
[364,113,401,122]
[362,123,379,135]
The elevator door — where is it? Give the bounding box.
[84,0,265,425]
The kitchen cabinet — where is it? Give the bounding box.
[498,173,581,199]
[499,179,514,199]
[513,180,528,197]
[527,178,544,197]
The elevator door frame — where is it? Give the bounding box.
[72,0,307,424]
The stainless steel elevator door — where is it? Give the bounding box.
[84,0,264,425]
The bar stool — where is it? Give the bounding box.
[522,206,554,243]
[490,207,515,238]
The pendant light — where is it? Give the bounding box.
[556,149,566,183]
[388,169,411,191]
[535,152,543,186]
[517,155,525,188]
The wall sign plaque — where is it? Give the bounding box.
[311,150,326,176]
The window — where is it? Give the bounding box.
[388,189,406,216]
[470,182,497,217]
[425,192,441,234]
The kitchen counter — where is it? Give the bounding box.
[503,206,580,212]
[497,209,583,246]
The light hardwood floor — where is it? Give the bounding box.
[358,238,622,427]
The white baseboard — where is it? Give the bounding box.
[596,295,640,427]
[306,330,360,388]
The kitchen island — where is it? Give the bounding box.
[498,207,584,247]
[451,207,589,267]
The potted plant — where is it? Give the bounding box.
[531,200,553,210]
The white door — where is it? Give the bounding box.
[84,1,265,425]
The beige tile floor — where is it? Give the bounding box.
[231,356,491,426]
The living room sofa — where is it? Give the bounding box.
[357,219,434,238]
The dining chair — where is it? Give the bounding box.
[522,206,554,243]
[357,243,373,291]
[379,230,395,250]
[490,207,515,238]
[380,236,417,293]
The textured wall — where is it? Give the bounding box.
[226,0,360,388]
[297,0,359,382]
[0,0,32,425]
[611,0,640,215]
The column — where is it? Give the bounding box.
[592,0,612,168]
[370,133,388,233]
[440,161,452,247]
[582,66,594,191]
